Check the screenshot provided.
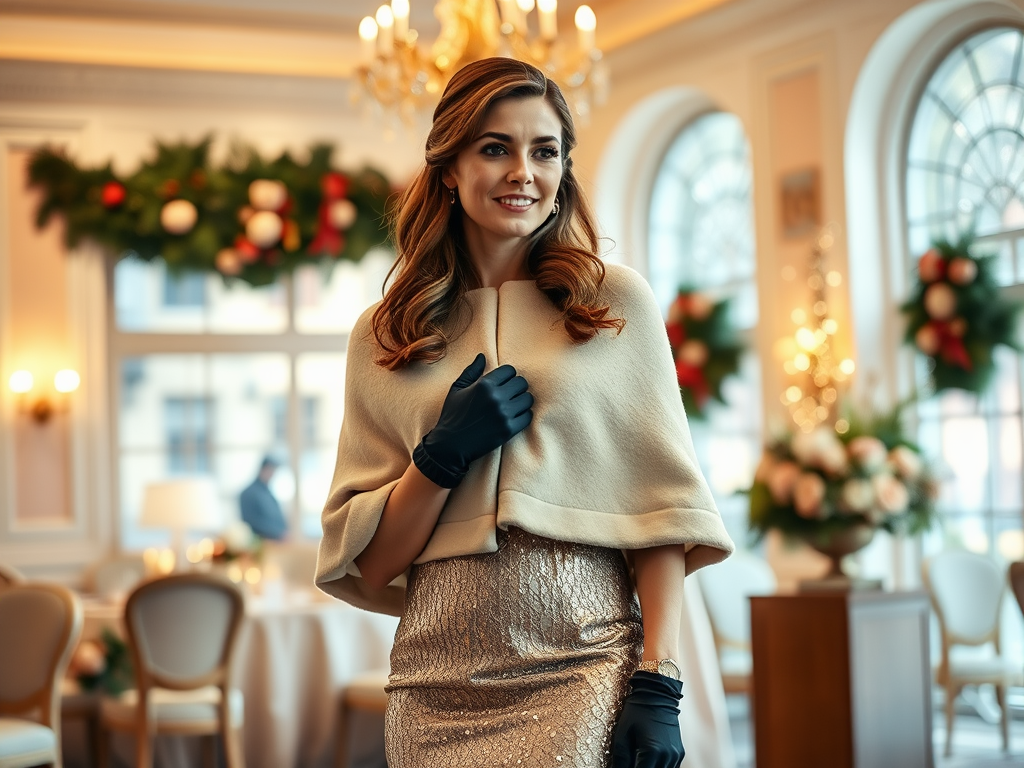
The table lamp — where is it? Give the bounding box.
[140,478,223,572]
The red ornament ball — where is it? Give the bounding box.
[101,181,126,209]
[321,172,349,200]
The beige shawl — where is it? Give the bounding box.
[315,263,735,615]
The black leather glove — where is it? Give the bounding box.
[610,671,685,768]
[413,353,533,488]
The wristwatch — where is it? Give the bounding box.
[637,658,681,680]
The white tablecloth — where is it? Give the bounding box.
[64,590,398,768]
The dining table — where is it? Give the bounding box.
[62,586,399,768]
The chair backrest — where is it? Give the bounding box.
[0,563,26,589]
[125,573,245,693]
[698,550,777,649]
[1009,562,1024,623]
[84,554,147,599]
[0,582,83,739]
[924,550,1004,647]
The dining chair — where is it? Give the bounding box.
[0,563,26,590]
[923,549,1012,757]
[1009,561,1024,616]
[97,572,246,768]
[697,549,777,695]
[0,582,83,768]
[335,669,390,768]
[83,555,146,600]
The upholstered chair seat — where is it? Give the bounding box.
[0,718,59,768]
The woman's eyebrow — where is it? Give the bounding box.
[473,131,560,144]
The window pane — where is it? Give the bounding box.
[294,249,395,333]
[296,353,347,538]
[114,259,287,333]
[906,27,1024,601]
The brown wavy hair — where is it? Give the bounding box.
[372,57,623,369]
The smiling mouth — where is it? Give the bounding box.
[495,196,537,208]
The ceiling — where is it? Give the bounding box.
[0,0,735,79]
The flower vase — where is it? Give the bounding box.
[799,523,882,592]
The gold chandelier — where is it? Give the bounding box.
[356,0,608,124]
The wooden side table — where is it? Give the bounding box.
[750,590,933,768]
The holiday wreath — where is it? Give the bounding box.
[902,234,1022,394]
[665,287,745,418]
[28,138,394,287]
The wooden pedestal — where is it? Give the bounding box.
[750,590,933,768]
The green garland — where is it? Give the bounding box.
[664,287,744,418]
[901,233,1022,394]
[28,138,394,287]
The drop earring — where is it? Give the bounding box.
[552,200,560,216]
[449,187,456,205]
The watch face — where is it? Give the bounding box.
[658,659,681,680]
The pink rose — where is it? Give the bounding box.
[840,478,875,513]
[819,440,850,477]
[873,473,909,514]
[888,445,922,480]
[793,472,827,519]
[71,640,106,677]
[767,461,801,505]
[791,428,843,468]
[847,436,888,471]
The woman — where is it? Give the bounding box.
[316,57,734,768]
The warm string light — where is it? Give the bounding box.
[355,0,608,127]
[777,230,856,433]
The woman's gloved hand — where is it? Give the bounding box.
[413,353,534,488]
[610,671,685,768]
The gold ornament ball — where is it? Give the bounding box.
[215,248,243,276]
[687,293,714,321]
[160,199,198,235]
[245,210,284,249]
[248,179,288,211]
[923,282,957,321]
[679,339,709,367]
[914,324,941,355]
[328,199,357,230]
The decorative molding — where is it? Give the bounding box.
[0,120,114,574]
[0,59,352,112]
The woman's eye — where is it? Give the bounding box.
[536,146,559,160]
[482,144,507,156]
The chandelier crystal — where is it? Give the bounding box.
[356,0,608,124]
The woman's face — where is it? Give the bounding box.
[443,95,564,254]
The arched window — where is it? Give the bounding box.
[647,111,761,544]
[905,26,1024,561]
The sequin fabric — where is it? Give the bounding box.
[385,526,643,768]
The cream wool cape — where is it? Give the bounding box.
[315,262,734,615]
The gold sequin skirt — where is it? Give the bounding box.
[385,526,643,768]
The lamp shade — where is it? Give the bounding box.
[139,478,223,531]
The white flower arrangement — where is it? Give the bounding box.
[749,407,938,541]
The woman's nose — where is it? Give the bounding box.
[507,156,534,185]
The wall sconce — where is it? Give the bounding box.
[8,369,80,423]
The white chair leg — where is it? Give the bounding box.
[997,684,1009,752]
[944,683,957,757]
